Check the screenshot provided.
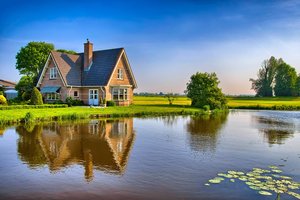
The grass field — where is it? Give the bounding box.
[0,104,203,125]
[133,96,300,109]
[1,96,299,125]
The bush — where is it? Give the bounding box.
[30,88,43,105]
[22,91,31,101]
[185,72,227,110]
[106,100,116,107]
[24,112,34,123]
[66,97,84,107]
[0,95,7,105]
[203,105,210,111]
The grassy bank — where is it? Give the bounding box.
[134,96,300,110]
[0,105,205,125]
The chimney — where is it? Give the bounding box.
[84,39,93,70]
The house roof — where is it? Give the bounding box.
[0,79,16,88]
[44,47,136,87]
[81,48,123,86]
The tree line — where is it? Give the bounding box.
[250,56,300,97]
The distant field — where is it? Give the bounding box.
[227,97,300,108]
[133,96,191,106]
[134,96,300,109]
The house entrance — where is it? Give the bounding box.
[89,89,99,106]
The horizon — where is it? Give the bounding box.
[1,0,300,95]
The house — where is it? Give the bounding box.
[0,79,18,99]
[36,40,137,106]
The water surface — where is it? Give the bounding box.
[0,110,299,199]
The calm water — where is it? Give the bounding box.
[0,110,299,199]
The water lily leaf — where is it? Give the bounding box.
[205,183,210,186]
[208,177,224,184]
[230,179,235,183]
[272,169,283,173]
[269,165,278,169]
[258,191,272,196]
[287,191,300,199]
[238,177,248,181]
[246,182,255,186]
[280,176,292,180]
[249,186,261,190]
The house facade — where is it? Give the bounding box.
[36,40,137,106]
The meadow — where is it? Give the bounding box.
[1,96,300,125]
[134,96,300,110]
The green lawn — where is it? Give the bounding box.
[1,95,300,125]
[0,104,202,125]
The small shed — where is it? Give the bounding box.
[4,89,18,100]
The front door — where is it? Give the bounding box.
[89,89,99,106]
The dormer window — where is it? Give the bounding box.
[117,69,123,80]
[50,68,57,79]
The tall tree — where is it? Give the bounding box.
[16,42,54,79]
[296,75,300,96]
[56,49,77,55]
[185,72,227,110]
[250,56,283,97]
[274,63,297,96]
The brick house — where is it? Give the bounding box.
[36,40,137,106]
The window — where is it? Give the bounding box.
[112,88,128,101]
[50,68,57,79]
[74,91,79,97]
[46,93,60,100]
[117,69,123,79]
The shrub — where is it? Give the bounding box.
[106,100,116,107]
[0,95,7,105]
[24,112,34,123]
[203,105,210,111]
[66,97,84,107]
[30,87,43,105]
[185,72,227,110]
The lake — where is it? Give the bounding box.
[0,110,299,199]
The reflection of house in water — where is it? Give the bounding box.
[253,116,294,145]
[185,114,228,153]
[16,119,135,181]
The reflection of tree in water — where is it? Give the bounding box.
[253,116,295,145]
[186,113,228,153]
[16,119,135,181]
[16,125,47,168]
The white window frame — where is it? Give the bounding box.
[46,93,60,100]
[50,68,57,79]
[112,88,128,101]
[117,69,123,80]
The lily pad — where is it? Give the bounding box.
[208,177,224,184]
[269,165,278,169]
[258,191,272,196]
[272,169,283,173]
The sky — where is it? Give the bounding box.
[1,0,300,95]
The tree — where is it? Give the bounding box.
[15,76,34,100]
[56,49,77,55]
[185,72,227,110]
[30,87,43,105]
[250,56,283,97]
[296,75,300,96]
[274,63,297,96]
[16,42,54,80]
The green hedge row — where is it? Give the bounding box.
[0,104,68,110]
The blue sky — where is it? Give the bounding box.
[1,0,300,94]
